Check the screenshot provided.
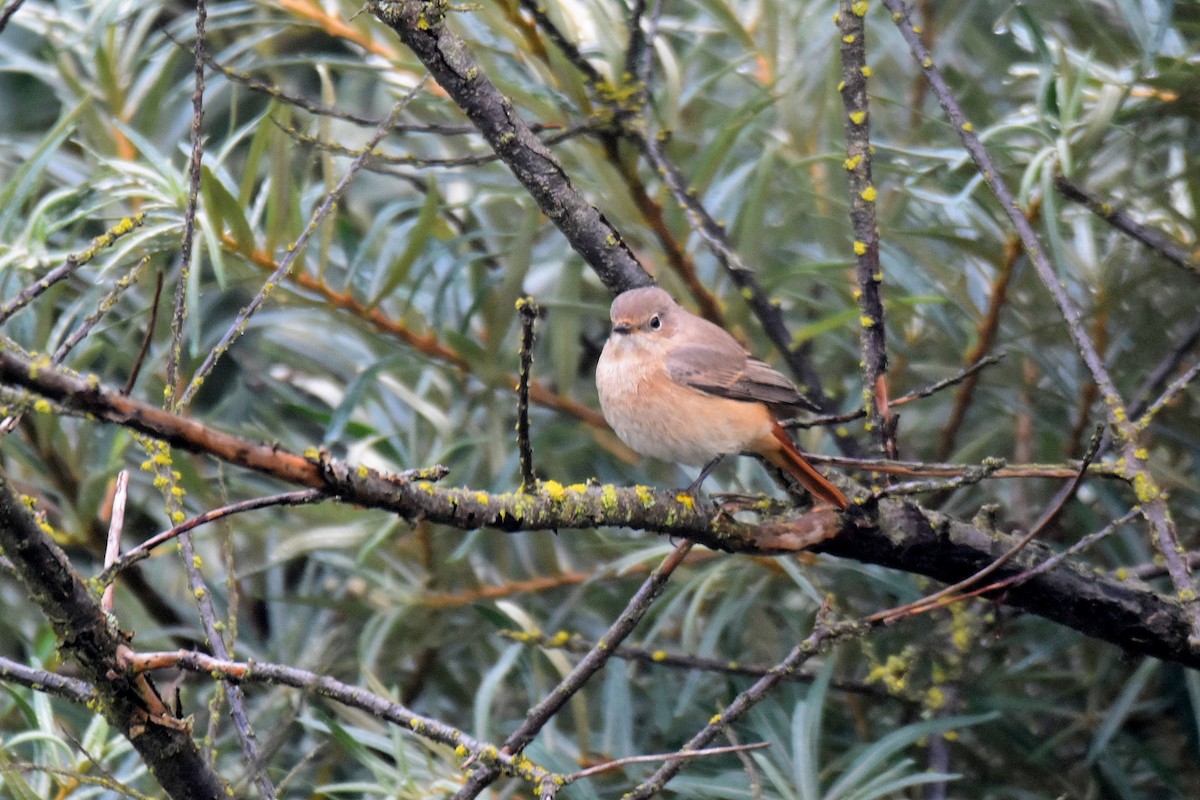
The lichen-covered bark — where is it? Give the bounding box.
[0,470,229,800]
[0,345,1196,667]
[367,0,651,296]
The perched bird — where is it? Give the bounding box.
[596,286,847,509]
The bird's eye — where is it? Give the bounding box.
[649,315,662,330]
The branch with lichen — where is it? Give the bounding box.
[881,0,1200,643]
[836,0,893,457]
[1,346,1197,666]
[0,467,230,800]
[367,0,651,296]
[118,647,558,791]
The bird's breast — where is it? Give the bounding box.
[596,337,773,467]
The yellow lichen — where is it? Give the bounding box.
[635,485,654,508]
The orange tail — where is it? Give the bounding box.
[763,422,849,510]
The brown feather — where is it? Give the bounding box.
[666,345,817,415]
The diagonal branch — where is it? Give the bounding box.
[881,0,1200,643]
[367,0,651,295]
[0,468,229,800]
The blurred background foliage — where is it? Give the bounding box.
[0,0,1198,797]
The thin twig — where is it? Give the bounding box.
[97,489,327,586]
[963,509,1139,601]
[790,352,1005,429]
[871,459,1006,500]
[0,214,144,326]
[0,0,28,34]
[177,81,427,411]
[500,630,909,701]
[101,471,129,613]
[1129,314,1200,419]
[273,117,598,169]
[563,742,770,785]
[451,541,695,800]
[122,647,558,788]
[837,0,893,458]
[516,297,540,491]
[166,1,209,402]
[0,655,95,703]
[52,256,150,363]
[870,432,1102,625]
[1028,425,1105,535]
[1136,358,1200,431]
[124,269,163,395]
[624,609,867,799]
[1055,174,1200,278]
[622,0,649,84]
[516,0,605,87]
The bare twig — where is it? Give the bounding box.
[516,297,539,491]
[870,432,1102,625]
[124,269,163,395]
[1055,175,1200,278]
[791,353,1005,429]
[500,630,909,701]
[121,647,558,789]
[563,742,770,785]
[98,489,327,586]
[101,470,129,613]
[53,256,150,363]
[0,0,28,34]
[452,541,695,799]
[624,609,867,799]
[1137,358,1200,431]
[0,655,95,703]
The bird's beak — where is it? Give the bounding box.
[612,322,632,335]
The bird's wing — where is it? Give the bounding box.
[666,344,817,413]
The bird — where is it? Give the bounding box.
[595,286,848,509]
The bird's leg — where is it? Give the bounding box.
[685,456,725,495]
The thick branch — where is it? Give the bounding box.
[0,348,1196,666]
[367,0,650,295]
[0,469,229,800]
